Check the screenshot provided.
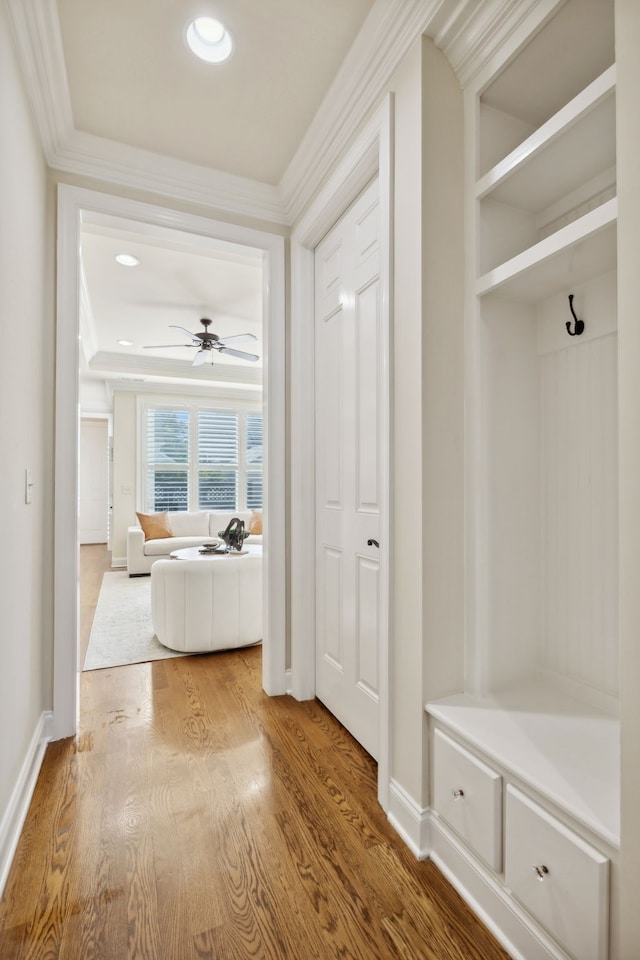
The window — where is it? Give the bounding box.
[142,401,262,513]
[246,413,263,509]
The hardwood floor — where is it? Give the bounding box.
[0,546,510,960]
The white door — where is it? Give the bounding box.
[315,178,383,759]
[79,419,109,544]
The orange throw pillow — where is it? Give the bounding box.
[248,510,263,535]
[136,511,173,541]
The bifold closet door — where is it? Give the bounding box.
[314,178,382,759]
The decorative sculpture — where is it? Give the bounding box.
[218,516,248,552]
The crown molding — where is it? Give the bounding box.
[8,0,553,229]
[280,0,447,224]
[279,0,551,224]
[435,0,558,88]
[5,0,74,160]
[7,0,287,225]
[56,129,288,226]
[90,350,263,388]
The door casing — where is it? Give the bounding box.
[290,95,394,809]
[53,185,286,740]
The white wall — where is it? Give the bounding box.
[387,37,465,808]
[112,391,137,562]
[0,0,54,846]
[616,0,640,954]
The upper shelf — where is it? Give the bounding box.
[476,199,617,302]
[476,66,616,213]
[478,0,615,178]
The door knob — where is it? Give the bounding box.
[367,539,379,548]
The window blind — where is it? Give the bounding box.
[145,408,189,511]
[142,404,262,512]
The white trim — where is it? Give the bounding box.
[54,186,287,740]
[429,815,573,960]
[0,711,53,897]
[58,129,287,226]
[387,779,431,859]
[289,96,394,811]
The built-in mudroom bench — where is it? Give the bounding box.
[426,688,618,960]
[424,1,621,958]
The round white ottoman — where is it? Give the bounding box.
[150,555,262,653]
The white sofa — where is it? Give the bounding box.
[127,509,262,576]
[151,553,262,652]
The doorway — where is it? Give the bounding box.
[54,186,286,740]
[79,418,110,546]
[290,96,392,807]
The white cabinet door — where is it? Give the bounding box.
[314,178,382,759]
[505,785,609,960]
[432,729,503,871]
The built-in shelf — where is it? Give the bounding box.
[476,66,616,209]
[476,198,617,302]
[427,682,620,849]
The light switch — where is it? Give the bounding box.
[121,484,133,495]
[25,469,34,504]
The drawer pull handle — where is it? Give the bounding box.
[452,789,465,800]
[533,865,549,881]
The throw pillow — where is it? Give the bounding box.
[249,510,263,535]
[136,511,173,541]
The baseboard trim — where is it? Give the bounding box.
[387,779,430,858]
[111,556,126,568]
[0,710,53,897]
[429,814,570,960]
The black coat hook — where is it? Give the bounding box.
[566,294,585,337]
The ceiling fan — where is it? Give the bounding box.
[143,318,259,367]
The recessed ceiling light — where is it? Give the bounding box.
[118,339,134,347]
[115,254,140,267]
[185,16,233,63]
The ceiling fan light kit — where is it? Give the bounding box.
[143,318,259,366]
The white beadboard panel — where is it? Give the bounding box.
[480,298,540,691]
[356,554,379,695]
[356,279,380,512]
[321,547,343,668]
[540,333,618,697]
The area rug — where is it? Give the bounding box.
[83,571,187,670]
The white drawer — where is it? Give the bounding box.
[505,786,609,960]
[432,728,502,871]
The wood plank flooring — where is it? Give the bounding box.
[0,547,510,960]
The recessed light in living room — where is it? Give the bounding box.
[115,254,140,267]
[117,339,134,346]
[185,16,233,63]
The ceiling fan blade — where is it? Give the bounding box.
[217,346,260,362]
[169,325,202,344]
[192,349,211,367]
[217,333,257,347]
[143,343,197,349]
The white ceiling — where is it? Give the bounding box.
[79,219,265,395]
[57,0,375,186]
[10,0,570,402]
[55,0,373,400]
